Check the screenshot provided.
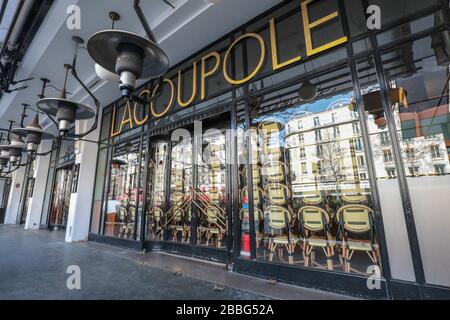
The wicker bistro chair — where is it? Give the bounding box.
[118,205,135,239]
[264,183,291,206]
[265,205,300,264]
[204,205,226,247]
[169,206,185,241]
[335,205,381,274]
[258,119,284,138]
[301,190,323,206]
[298,206,335,270]
[262,161,290,183]
[341,189,368,204]
[153,192,165,207]
[149,207,164,239]
[262,137,283,163]
[240,165,262,186]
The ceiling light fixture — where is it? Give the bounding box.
[37,63,96,136]
[11,113,55,154]
[298,79,318,102]
[0,150,9,173]
[0,135,26,165]
[87,0,169,100]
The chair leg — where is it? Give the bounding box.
[287,244,294,265]
[304,245,311,267]
[269,242,276,262]
[311,250,316,266]
[344,249,351,273]
[326,247,334,270]
[278,247,284,260]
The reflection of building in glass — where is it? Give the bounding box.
[285,103,369,197]
[369,106,450,178]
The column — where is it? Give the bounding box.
[65,108,102,242]
[24,140,52,230]
[4,165,27,224]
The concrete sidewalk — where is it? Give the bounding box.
[0,225,353,300]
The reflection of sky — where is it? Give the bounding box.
[253,92,354,146]
[255,92,353,124]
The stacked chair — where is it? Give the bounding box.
[118,205,135,239]
[336,204,380,274]
[298,206,335,270]
[202,142,227,247]
[257,119,299,264]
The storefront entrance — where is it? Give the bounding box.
[144,118,231,261]
[48,166,74,231]
[88,0,450,299]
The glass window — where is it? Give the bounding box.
[197,127,228,248]
[430,145,441,158]
[315,130,322,141]
[145,141,169,240]
[381,34,450,287]
[334,126,340,137]
[103,138,142,239]
[380,132,390,145]
[332,113,338,123]
[383,150,393,163]
[48,167,74,229]
[314,117,320,127]
[299,147,306,158]
[357,56,417,282]
[167,131,193,243]
[244,65,383,276]
[369,0,439,27]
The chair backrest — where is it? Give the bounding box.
[242,186,264,206]
[171,206,184,223]
[129,207,136,222]
[208,190,220,203]
[341,189,367,203]
[266,205,291,230]
[298,206,330,232]
[154,192,165,207]
[258,120,284,136]
[206,206,220,224]
[262,137,283,162]
[336,205,374,233]
[265,183,290,206]
[240,166,261,184]
[172,192,184,204]
[151,207,163,223]
[119,206,127,221]
[263,161,289,182]
[301,190,322,205]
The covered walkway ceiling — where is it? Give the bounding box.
[0,0,281,132]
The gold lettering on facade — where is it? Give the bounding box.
[301,0,347,56]
[110,105,120,137]
[151,78,175,118]
[223,33,266,85]
[177,61,197,108]
[133,89,150,126]
[201,52,221,100]
[118,102,134,133]
[269,18,301,70]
